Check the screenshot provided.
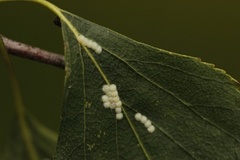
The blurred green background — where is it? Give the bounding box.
[0,0,239,152]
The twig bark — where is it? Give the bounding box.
[1,35,65,69]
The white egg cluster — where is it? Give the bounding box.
[77,34,102,54]
[102,84,123,120]
[135,113,155,133]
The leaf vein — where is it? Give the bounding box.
[79,47,87,160]
[126,60,232,85]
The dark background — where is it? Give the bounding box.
[0,0,239,151]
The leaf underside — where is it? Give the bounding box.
[55,11,240,160]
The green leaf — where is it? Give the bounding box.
[2,113,58,160]
[55,11,240,159]
[0,36,57,160]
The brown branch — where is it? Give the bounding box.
[1,35,65,69]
